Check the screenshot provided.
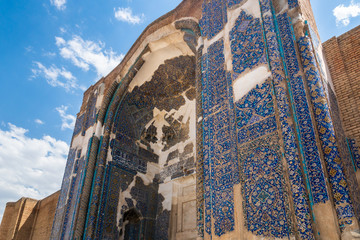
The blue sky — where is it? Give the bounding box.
[0,0,359,220]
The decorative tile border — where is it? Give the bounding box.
[298,36,355,228]
[259,1,315,238]
[201,39,238,236]
[277,12,329,204]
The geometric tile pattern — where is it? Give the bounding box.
[230,10,267,75]
[298,36,355,228]
[277,13,329,204]
[235,78,292,238]
[259,0,315,237]
[201,39,239,236]
[200,0,227,40]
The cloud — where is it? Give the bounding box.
[31,62,85,92]
[56,105,76,131]
[50,0,66,10]
[333,1,360,26]
[0,123,69,221]
[35,119,45,125]
[55,36,124,77]
[114,7,144,24]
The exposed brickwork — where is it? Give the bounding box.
[323,25,360,144]
[0,191,60,240]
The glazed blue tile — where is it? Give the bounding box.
[277,12,329,204]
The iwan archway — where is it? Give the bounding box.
[50,0,360,239]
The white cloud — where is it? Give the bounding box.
[31,62,85,92]
[56,105,76,131]
[35,119,45,125]
[55,36,124,77]
[50,0,66,10]
[0,123,69,221]
[333,1,360,26]
[114,7,144,24]
[60,27,66,34]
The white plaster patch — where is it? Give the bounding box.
[128,32,194,92]
[158,182,173,211]
[203,31,225,52]
[95,121,103,138]
[278,0,290,14]
[240,0,261,18]
[233,65,271,102]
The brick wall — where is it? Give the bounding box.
[0,191,60,240]
[323,25,360,144]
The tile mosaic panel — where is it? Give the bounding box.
[298,36,355,227]
[235,79,275,145]
[259,1,315,237]
[200,0,227,39]
[277,12,329,204]
[238,134,291,238]
[201,39,239,236]
[230,10,267,75]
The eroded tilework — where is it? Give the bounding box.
[96,163,133,239]
[73,113,85,136]
[298,36,355,227]
[73,92,98,137]
[259,0,314,237]
[83,92,98,134]
[51,148,76,239]
[288,0,299,9]
[230,10,267,75]
[349,139,360,170]
[277,13,329,204]
[200,0,227,39]
[52,147,86,240]
[235,79,291,238]
[326,83,360,223]
[201,39,239,236]
[227,0,243,8]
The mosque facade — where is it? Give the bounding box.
[1,0,360,239]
